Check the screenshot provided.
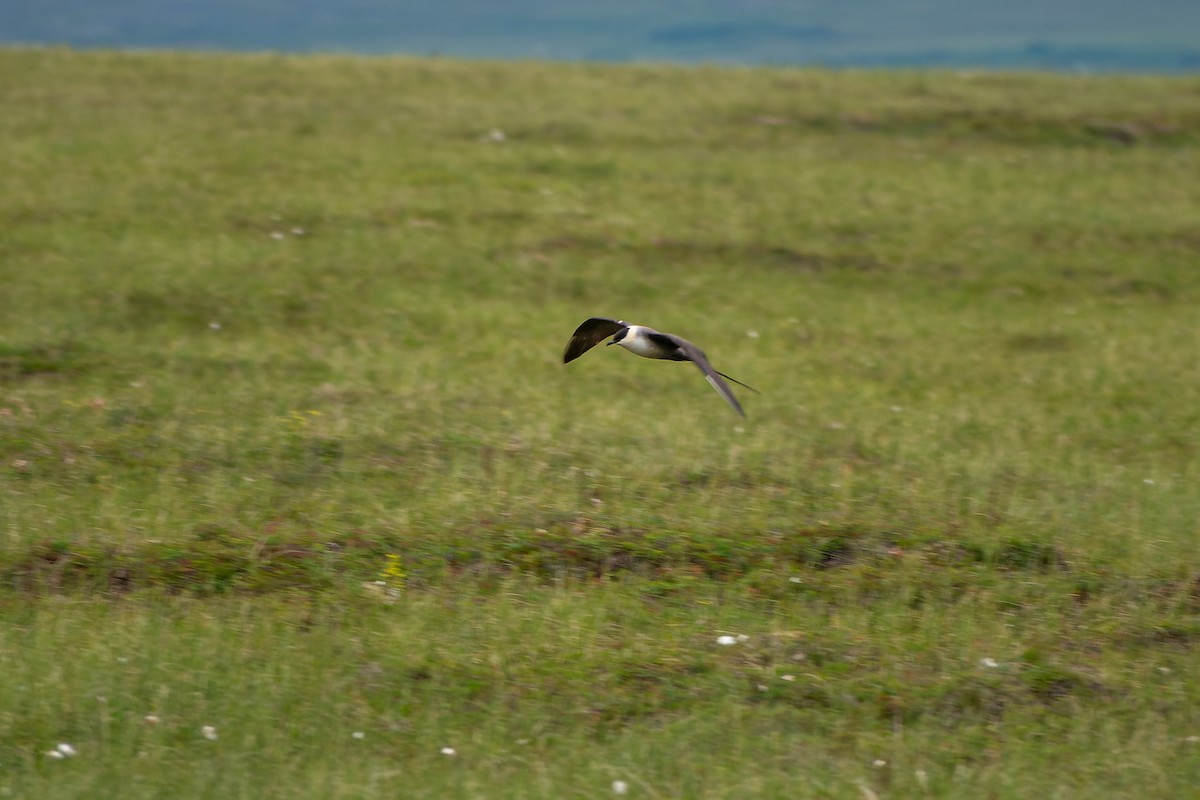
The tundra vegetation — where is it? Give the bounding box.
[1,48,1198,798]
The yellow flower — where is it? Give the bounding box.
[381,553,406,586]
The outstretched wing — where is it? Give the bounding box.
[563,317,626,363]
[663,335,748,417]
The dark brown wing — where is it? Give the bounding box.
[563,317,626,364]
[660,334,747,417]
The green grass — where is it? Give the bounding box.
[1,47,1199,797]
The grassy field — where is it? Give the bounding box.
[1,47,1199,797]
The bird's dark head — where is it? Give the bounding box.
[607,328,628,346]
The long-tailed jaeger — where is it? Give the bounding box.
[562,317,757,416]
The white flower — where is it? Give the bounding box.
[716,635,738,646]
[201,725,218,741]
[56,743,77,757]
[440,746,456,756]
[612,779,629,795]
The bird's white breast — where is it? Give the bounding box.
[618,326,665,359]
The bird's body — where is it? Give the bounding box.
[562,317,756,416]
[611,325,675,359]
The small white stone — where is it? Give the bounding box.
[612,780,629,795]
[56,743,77,757]
[716,635,738,646]
[872,758,887,768]
[351,731,365,740]
[781,674,796,682]
[440,746,456,756]
[980,657,999,668]
[201,725,218,741]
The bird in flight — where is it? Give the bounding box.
[562,317,757,416]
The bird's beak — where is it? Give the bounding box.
[606,340,617,346]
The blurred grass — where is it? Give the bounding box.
[3,585,1198,798]
[0,47,1199,797]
